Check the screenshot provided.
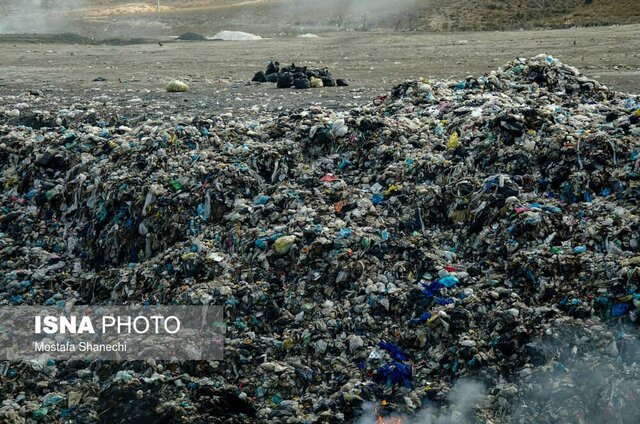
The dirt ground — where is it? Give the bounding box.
[0,24,638,117]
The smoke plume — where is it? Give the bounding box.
[507,325,640,424]
[356,379,487,424]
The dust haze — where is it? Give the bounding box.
[278,0,423,30]
[0,0,87,34]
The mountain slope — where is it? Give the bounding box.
[102,0,640,32]
[418,0,640,31]
[19,0,639,36]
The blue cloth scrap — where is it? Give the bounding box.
[611,303,629,318]
[436,296,454,305]
[376,361,413,388]
[409,312,432,326]
[378,341,409,361]
[420,280,445,299]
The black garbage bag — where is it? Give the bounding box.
[294,77,311,89]
[252,71,266,83]
[277,72,294,89]
[321,76,336,87]
[266,61,280,75]
[266,73,278,83]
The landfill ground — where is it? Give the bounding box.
[0,24,639,118]
[1,24,640,424]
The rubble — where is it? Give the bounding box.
[0,55,639,423]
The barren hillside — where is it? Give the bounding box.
[421,0,640,31]
[2,0,638,36]
[85,0,640,34]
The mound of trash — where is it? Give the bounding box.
[211,30,262,41]
[252,61,349,89]
[0,55,639,423]
[177,32,207,41]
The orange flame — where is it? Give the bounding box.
[375,403,405,424]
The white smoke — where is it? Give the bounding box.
[0,0,87,34]
[357,380,486,424]
[508,327,640,424]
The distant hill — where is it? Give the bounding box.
[84,0,640,35]
[417,0,640,31]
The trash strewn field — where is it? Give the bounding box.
[0,25,639,116]
[1,46,639,423]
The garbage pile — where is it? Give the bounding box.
[0,55,639,423]
[252,61,349,89]
[213,31,263,41]
[177,32,207,41]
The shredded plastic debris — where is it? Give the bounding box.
[0,55,639,423]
